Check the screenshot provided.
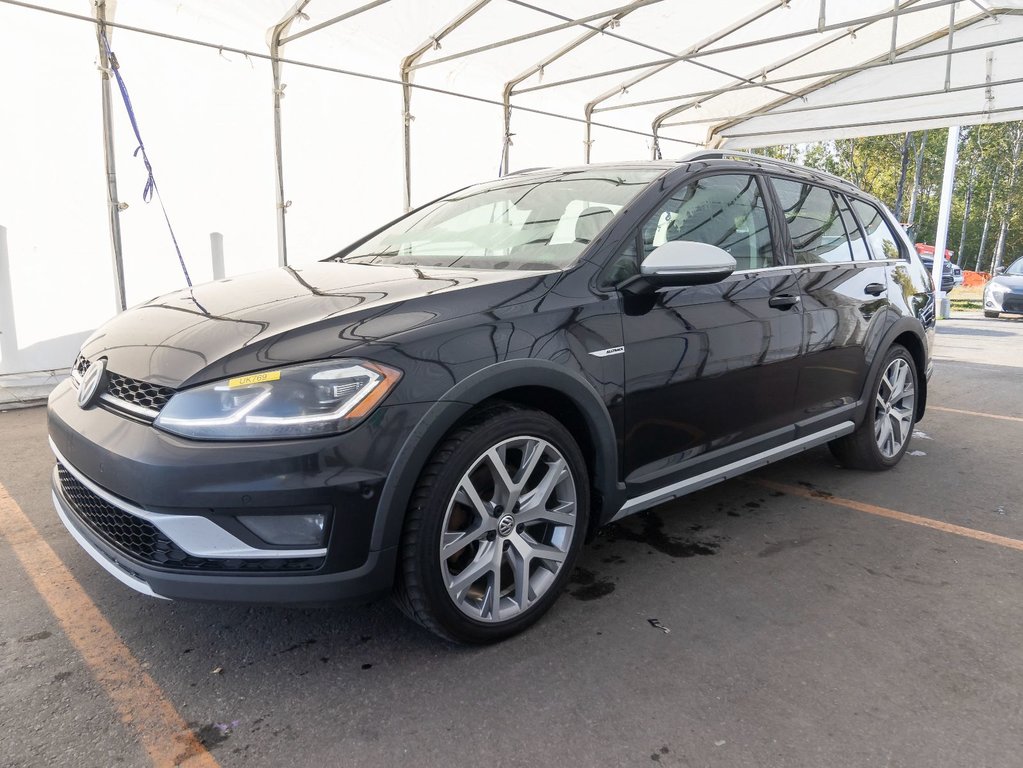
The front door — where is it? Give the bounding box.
[617,172,805,492]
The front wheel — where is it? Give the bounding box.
[830,344,918,471]
[394,404,589,643]
[984,310,1000,319]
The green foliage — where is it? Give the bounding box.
[758,122,1023,270]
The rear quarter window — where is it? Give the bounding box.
[850,199,905,261]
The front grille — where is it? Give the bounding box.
[73,355,90,378]
[71,355,176,417]
[105,372,175,412]
[57,464,324,573]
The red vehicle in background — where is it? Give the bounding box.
[915,243,963,288]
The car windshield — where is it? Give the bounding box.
[339,168,662,270]
[1005,257,1023,276]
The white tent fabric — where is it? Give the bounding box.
[0,0,1019,378]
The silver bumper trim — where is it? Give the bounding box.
[52,487,167,599]
[49,437,327,559]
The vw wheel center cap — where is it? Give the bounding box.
[78,359,108,409]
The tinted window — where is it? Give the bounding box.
[642,174,775,271]
[837,195,870,261]
[851,199,904,260]
[771,178,852,264]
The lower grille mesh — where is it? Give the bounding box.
[57,465,323,573]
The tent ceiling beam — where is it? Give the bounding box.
[278,0,392,45]
[602,23,1023,115]
[718,103,1023,143]
[660,75,1023,128]
[516,0,962,95]
[581,0,786,162]
[409,0,665,71]
[705,8,1022,145]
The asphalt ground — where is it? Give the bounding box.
[2,310,1021,768]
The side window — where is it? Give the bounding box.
[642,174,775,271]
[851,199,904,260]
[770,178,853,264]
[837,195,871,261]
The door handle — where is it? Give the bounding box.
[864,283,886,296]
[768,294,800,310]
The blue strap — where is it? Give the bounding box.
[100,31,193,289]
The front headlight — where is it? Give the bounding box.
[154,360,401,440]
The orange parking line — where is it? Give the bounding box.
[0,482,219,768]
[758,480,1023,553]
[929,405,1023,423]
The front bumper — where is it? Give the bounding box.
[47,377,428,603]
[985,289,1023,314]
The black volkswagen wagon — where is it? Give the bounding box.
[49,152,935,642]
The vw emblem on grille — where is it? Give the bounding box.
[497,514,516,537]
[77,358,108,409]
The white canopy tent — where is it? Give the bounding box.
[0,0,1020,382]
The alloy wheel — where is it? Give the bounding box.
[874,357,915,459]
[439,436,577,623]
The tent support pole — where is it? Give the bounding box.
[401,0,492,211]
[502,4,641,173]
[932,126,960,320]
[94,1,126,312]
[269,1,314,268]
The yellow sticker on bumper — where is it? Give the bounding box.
[228,370,281,388]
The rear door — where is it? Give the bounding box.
[617,172,805,491]
[767,177,891,421]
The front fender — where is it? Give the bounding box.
[369,359,622,552]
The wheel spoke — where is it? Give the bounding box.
[454,475,490,519]
[877,415,893,455]
[447,544,495,600]
[518,458,568,515]
[485,446,517,503]
[508,546,533,613]
[440,519,493,560]
[517,499,575,527]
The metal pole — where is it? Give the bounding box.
[932,126,960,320]
[401,0,492,212]
[210,232,225,280]
[94,1,127,312]
[502,4,640,174]
[269,0,313,268]
[0,225,18,372]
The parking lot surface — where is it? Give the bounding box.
[2,311,1021,768]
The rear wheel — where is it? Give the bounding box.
[394,404,589,643]
[830,344,917,471]
[984,310,1000,318]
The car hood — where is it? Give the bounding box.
[79,261,556,388]
[990,274,1023,290]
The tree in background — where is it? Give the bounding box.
[758,121,1023,271]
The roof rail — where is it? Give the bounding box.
[682,150,856,188]
[504,166,550,176]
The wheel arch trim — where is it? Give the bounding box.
[370,359,620,551]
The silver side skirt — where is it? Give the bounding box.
[611,421,855,522]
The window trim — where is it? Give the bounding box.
[599,169,785,289]
[846,195,910,262]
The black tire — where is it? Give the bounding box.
[393,403,590,644]
[984,310,1000,319]
[829,344,918,471]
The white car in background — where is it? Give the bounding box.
[984,257,1023,318]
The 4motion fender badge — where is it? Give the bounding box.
[78,358,108,409]
[589,346,625,357]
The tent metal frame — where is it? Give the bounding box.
[4,0,1013,306]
